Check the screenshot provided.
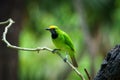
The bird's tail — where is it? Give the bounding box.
[69,52,78,67]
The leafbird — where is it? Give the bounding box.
[46,25,78,67]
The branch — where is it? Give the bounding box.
[0,18,85,80]
[84,68,91,80]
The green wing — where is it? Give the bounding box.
[62,32,75,51]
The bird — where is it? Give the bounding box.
[46,25,78,67]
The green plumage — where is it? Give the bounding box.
[46,25,78,67]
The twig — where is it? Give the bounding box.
[0,18,85,80]
[84,68,91,80]
[0,19,10,25]
[66,60,85,80]
[56,52,85,80]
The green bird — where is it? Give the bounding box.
[46,25,78,67]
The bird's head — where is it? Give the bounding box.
[46,25,59,33]
[46,25,59,39]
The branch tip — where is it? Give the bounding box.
[84,68,91,80]
[9,18,15,23]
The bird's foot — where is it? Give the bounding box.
[52,49,61,53]
[64,55,68,62]
[64,58,68,62]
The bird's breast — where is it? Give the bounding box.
[52,35,70,51]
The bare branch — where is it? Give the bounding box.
[0,18,85,80]
[66,60,85,80]
[84,68,91,80]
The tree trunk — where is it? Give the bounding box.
[94,45,120,80]
[0,0,24,80]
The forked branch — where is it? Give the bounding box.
[1,18,85,80]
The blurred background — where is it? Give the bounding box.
[0,0,120,80]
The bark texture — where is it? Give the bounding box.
[94,45,120,80]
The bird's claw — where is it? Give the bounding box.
[52,49,61,53]
[64,58,67,62]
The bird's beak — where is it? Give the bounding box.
[45,28,51,30]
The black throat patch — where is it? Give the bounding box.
[50,29,58,39]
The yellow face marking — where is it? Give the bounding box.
[49,25,57,29]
